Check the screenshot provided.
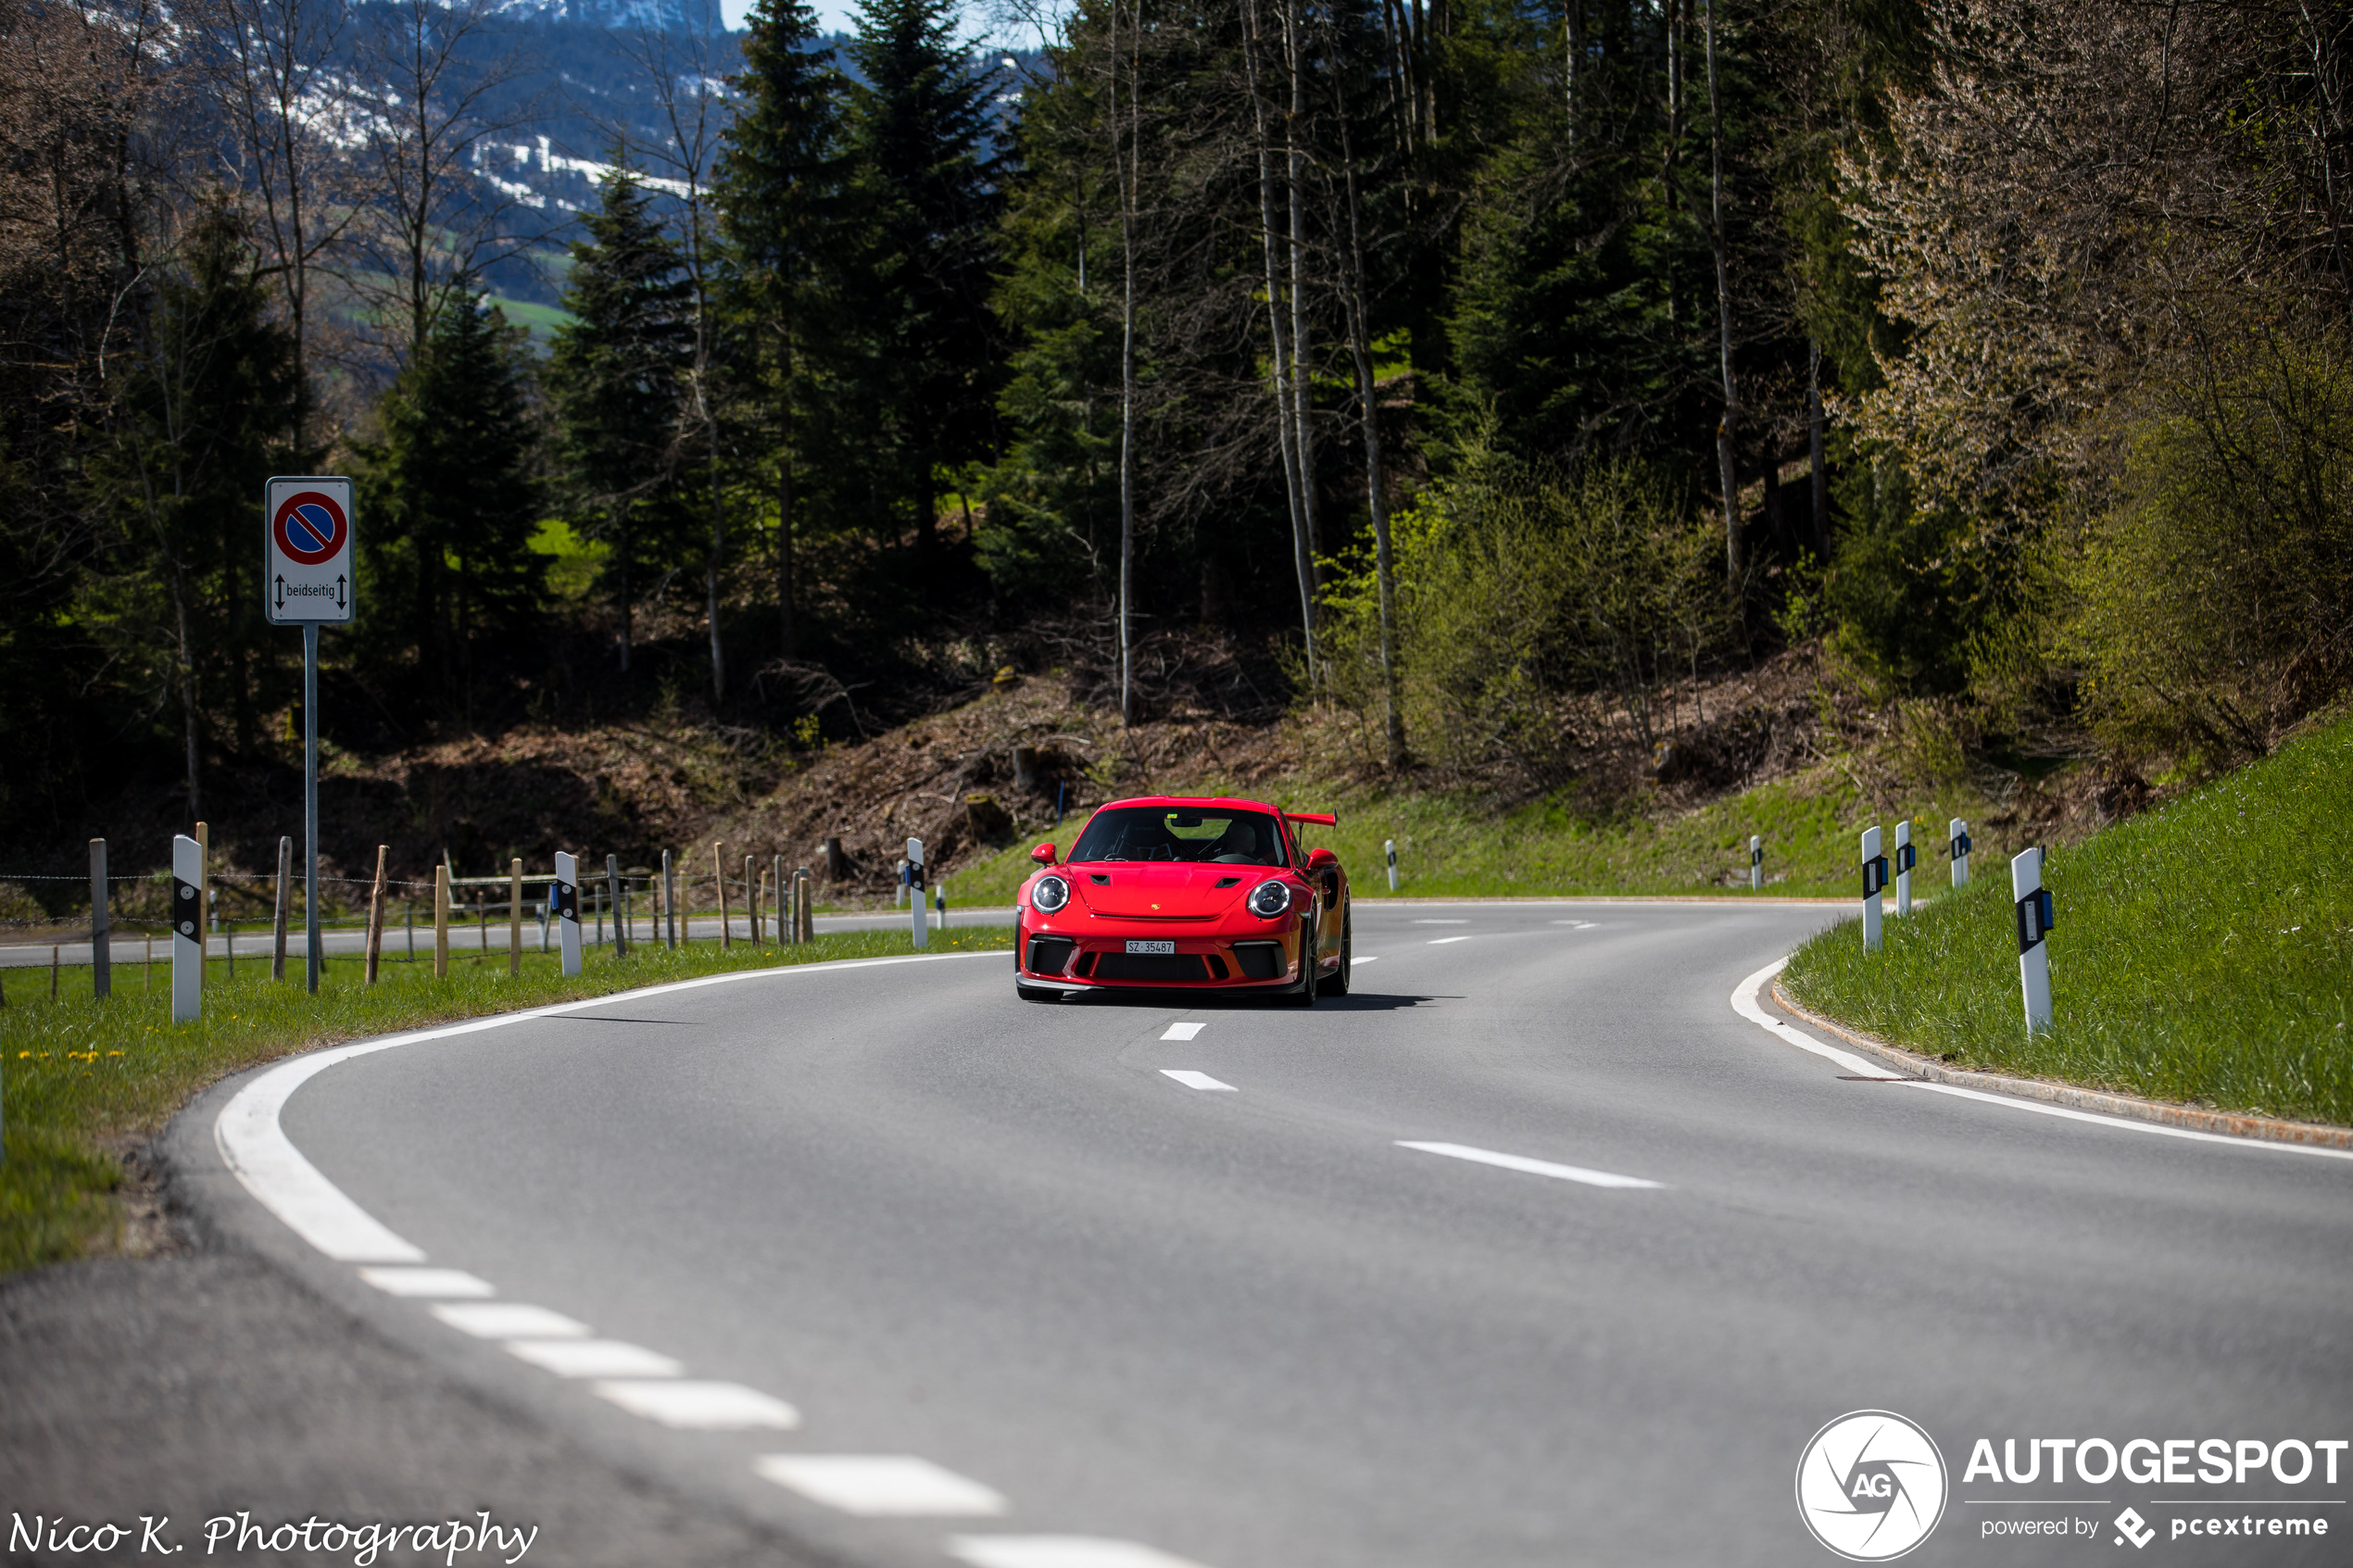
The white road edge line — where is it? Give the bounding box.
[1161,1070,1237,1092]
[1730,960,2353,1162]
[948,1537,1217,1568]
[755,1454,1008,1517]
[212,949,1006,1263]
[1160,1022,1207,1040]
[1396,1140,1664,1189]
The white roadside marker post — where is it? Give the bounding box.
[554,851,583,977]
[1385,839,1398,893]
[1859,825,1888,952]
[2012,846,2055,1035]
[171,834,203,1023]
[1949,818,1972,887]
[907,838,926,949]
[1894,819,1916,917]
[1749,834,1763,891]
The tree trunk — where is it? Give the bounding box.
[709,396,725,702]
[173,561,201,820]
[1114,0,1139,725]
[1705,0,1740,594]
[778,319,795,659]
[1335,74,1405,771]
[1808,339,1828,556]
[1283,0,1322,597]
[1242,0,1319,686]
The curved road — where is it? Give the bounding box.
[175,901,2353,1567]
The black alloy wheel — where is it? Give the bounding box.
[1323,909,1352,997]
[1282,903,1321,1008]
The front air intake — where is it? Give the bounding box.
[1026,935,1076,975]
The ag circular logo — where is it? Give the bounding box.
[272,490,348,566]
[1795,1410,1947,1561]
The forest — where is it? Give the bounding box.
[3,0,2349,859]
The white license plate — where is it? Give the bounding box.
[1124,940,1176,956]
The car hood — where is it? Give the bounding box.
[1064,862,1274,919]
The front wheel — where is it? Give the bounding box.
[1281,906,1320,1008]
[1322,909,1352,997]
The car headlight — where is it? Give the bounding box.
[1032,874,1070,913]
[1247,878,1291,918]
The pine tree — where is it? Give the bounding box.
[88,194,298,812]
[823,0,1004,567]
[371,282,544,715]
[715,0,841,659]
[547,156,693,672]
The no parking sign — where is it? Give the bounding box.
[264,476,355,624]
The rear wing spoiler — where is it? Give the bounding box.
[1283,811,1338,827]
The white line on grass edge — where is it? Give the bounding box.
[215,950,1007,1261]
[1732,959,2353,1162]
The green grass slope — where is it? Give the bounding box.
[941,761,2016,907]
[1780,714,2353,1126]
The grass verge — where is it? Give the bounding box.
[941,760,2016,906]
[1780,715,2353,1127]
[0,926,1013,1274]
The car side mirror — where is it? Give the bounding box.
[1031,843,1057,866]
[1306,847,1338,872]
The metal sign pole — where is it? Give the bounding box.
[305,622,321,994]
[265,473,353,994]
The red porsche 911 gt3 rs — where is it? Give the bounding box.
[1013,796,1352,1004]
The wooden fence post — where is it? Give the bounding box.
[607,854,628,958]
[365,847,387,985]
[89,838,109,1001]
[434,863,450,979]
[272,836,292,982]
[712,842,730,949]
[509,859,523,977]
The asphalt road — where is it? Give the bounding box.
[157,900,2353,1567]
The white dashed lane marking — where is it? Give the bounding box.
[1162,1070,1237,1092]
[503,1338,683,1378]
[1160,1022,1207,1040]
[590,1380,801,1429]
[755,1454,1007,1516]
[1352,954,1380,963]
[1397,1140,1665,1190]
[359,1266,494,1298]
[430,1302,590,1338]
[1551,920,1597,929]
[1410,919,1468,924]
[1427,935,1470,946]
[949,1537,1216,1568]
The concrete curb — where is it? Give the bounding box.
[1769,981,2353,1152]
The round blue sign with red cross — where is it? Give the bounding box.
[271,491,348,566]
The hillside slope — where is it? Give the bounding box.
[1780,711,2353,1126]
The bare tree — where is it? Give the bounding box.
[1113,0,1139,723]
[1241,0,1319,684]
[355,0,542,366]
[612,11,734,701]
[214,0,357,457]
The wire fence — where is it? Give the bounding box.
[0,842,832,966]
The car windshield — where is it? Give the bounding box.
[1068,807,1290,866]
